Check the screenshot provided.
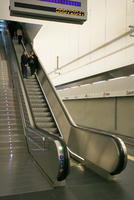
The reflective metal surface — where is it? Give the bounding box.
[2,21,70,186]
[27,127,69,182]
[0,30,52,196]
[35,56,127,176]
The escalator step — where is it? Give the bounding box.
[36,121,56,128]
[30,103,48,108]
[0,130,24,134]
[33,112,51,117]
[41,127,58,134]
[0,119,22,124]
[27,95,43,99]
[29,99,45,103]
[32,107,49,112]
[35,116,53,122]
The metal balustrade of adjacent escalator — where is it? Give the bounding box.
[2,21,70,188]
[0,33,26,155]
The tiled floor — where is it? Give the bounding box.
[1,158,134,200]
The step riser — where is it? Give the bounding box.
[0,130,24,134]
[0,120,22,124]
[36,122,55,128]
[35,118,53,122]
[32,108,49,112]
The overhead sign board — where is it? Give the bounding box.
[10,0,87,24]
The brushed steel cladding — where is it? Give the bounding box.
[36,62,127,177]
[68,127,120,173]
[63,98,115,131]
[10,0,87,24]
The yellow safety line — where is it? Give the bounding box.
[128,155,134,161]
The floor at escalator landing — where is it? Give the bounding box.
[1,159,134,200]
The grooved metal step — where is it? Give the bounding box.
[0,148,28,154]
[0,125,23,130]
[28,91,43,95]
[0,124,23,129]
[27,95,43,99]
[30,103,48,108]
[33,112,51,117]
[24,77,60,136]
[0,111,20,115]
[26,85,40,89]
[35,116,53,122]
[0,129,24,134]
[0,103,19,107]
[0,99,18,103]
[30,99,45,103]
[36,121,55,128]
[41,127,58,134]
[0,119,22,124]
[0,143,27,151]
[32,107,49,112]
[26,88,41,92]
[0,106,19,110]
[1,114,21,119]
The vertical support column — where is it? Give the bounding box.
[57,56,59,70]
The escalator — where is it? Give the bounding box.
[11,21,128,179]
[0,22,69,197]
[19,48,127,178]
[0,20,132,199]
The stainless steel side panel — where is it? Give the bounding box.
[36,65,127,176]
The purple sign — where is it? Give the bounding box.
[39,0,81,7]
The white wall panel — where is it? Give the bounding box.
[77,0,92,56]
[127,0,134,26]
[90,0,106,49]
[34,23,79,73]
[106,0,127,40]
[52,44,134,86]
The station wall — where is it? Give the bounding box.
[63,96,134,138]
[0,0,134,86]
[32,0,134,85]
